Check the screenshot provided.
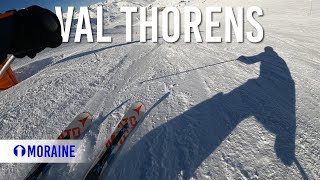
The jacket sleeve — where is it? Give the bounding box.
[0,11,14,64]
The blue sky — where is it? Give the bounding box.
[0,0,105,13]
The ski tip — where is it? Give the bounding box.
[81,112,94,119]
[131,101,146,116]
[77,112,94,126]
[77,112,93,121]
[58,112,94,140]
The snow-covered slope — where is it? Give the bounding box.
[0,0,319,179]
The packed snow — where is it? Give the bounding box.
[0,0,319,179]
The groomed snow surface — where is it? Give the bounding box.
[0,0,319,179]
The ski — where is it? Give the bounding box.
[25,112,93,180]
[83,101,146,180]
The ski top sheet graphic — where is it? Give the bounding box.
[83,102,146,180]
[25,112,93,180]
[58,112,93,139]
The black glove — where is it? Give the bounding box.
[8,5,62,58]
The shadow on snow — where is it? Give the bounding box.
[13,39,145,82]
[108,47,308,179]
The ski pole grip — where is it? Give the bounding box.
[0,55,15,79]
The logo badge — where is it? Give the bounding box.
[14,145,26,157]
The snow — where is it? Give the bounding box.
[0,0,319,179]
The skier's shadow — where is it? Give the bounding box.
[108,47,299,179]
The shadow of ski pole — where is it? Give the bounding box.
[93,99,131,128]
[84,99,131,154]
[145,92,171,118]
[294,157,310,180]
[130,92,171,137]
[139,59,237,84]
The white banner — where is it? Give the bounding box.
[0,140,88,163]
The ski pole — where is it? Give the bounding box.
[0,55,16,79]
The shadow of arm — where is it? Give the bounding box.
[238,55,261,64]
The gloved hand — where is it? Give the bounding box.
[8,5,62,58]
